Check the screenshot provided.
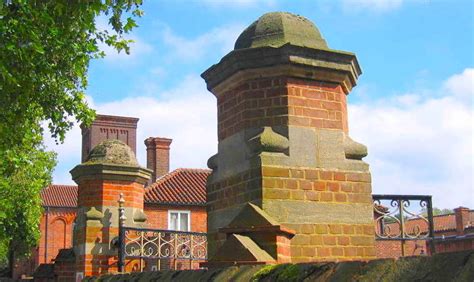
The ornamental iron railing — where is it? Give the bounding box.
[373,194,435,256]
[117,195,207,272]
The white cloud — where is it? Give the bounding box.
[95,16,153,63]
[44,75,217,184]
[342,0,404,12]
[161,23,244,61]
[341,0,430,13]
[45,67,473,210]
[98,36,153,63]
[349,68,474,209]
[443,68,474,105]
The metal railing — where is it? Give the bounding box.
[373,194,435,256]
[117,195,207,272]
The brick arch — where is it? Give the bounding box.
[49,217,68,262]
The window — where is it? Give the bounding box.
[168,210,190,232]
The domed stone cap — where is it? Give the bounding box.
[86,139,138,166]
[234,12,328,50]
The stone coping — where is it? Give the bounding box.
[202,43,361,94]
[70,163,152,184]
[83,250,474,281]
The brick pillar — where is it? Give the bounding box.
[454,207,470,235]
[144,137,172,183]
[70,140,151,277]
[202,12,374,264]
[81,114,139,162]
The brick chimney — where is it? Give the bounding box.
[454,206,470,235]
[145,137,172,182]
[81,114,139,162]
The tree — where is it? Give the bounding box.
[422,207,453,217]
[0,0,143,275]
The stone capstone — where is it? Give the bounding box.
[86,139,138,166]
[235,12,328,50]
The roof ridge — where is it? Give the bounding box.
[174,167,212,172]
[146,168,211,190]
[49,184,78,187]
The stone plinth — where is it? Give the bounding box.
[202,12,375,264]
[70,140,151,277]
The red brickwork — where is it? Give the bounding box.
[262,166,374,262]
[207,169,262,212]
[432,237,474,254]
[81,115,139,162]
[54,261,76,282]
[74,169,148,277]
[77,179,145,209]
[37,208,76,265]
[207,166,375,262]
[261,167,371,204]
[145,137,172,182]
[375,240,426,258]
[217,77,348,141]
[144,205,207,232]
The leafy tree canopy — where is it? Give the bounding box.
[0,0,143,271]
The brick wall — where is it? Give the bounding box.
[38,208,76,265]
[216,77,348,141]
[375,240,427,258]
[12,207,76,279]
[144,204,207,232]
[81,115,139,162]
[77,179,145,209]
[433,238,474,254]
[144,137,172,183]
[262,167,374,262]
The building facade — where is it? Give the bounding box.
[13,115,209,280]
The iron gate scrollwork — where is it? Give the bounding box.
[117,194,207,272]
[373,194,435,256]
[119,227,207,271]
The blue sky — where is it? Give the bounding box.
[45,0,473,209]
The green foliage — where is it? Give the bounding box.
[0,0,143,270]
[251,264,308,282]
[251,265,280,281]
[421,207,454,217]
[432,208,453,216]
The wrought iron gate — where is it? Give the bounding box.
[117,195,207,272]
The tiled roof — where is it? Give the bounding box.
[405,214,456,233]
[145,168,210,206]
[41,185,78,207]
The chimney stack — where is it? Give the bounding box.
[81,114,139,162]
[145,137,172,183]
[454,206,470,235]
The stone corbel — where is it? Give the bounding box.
[246,127,289,156]
[85,207,103,222]
[344,135,367,160]
[133,209,147,223]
